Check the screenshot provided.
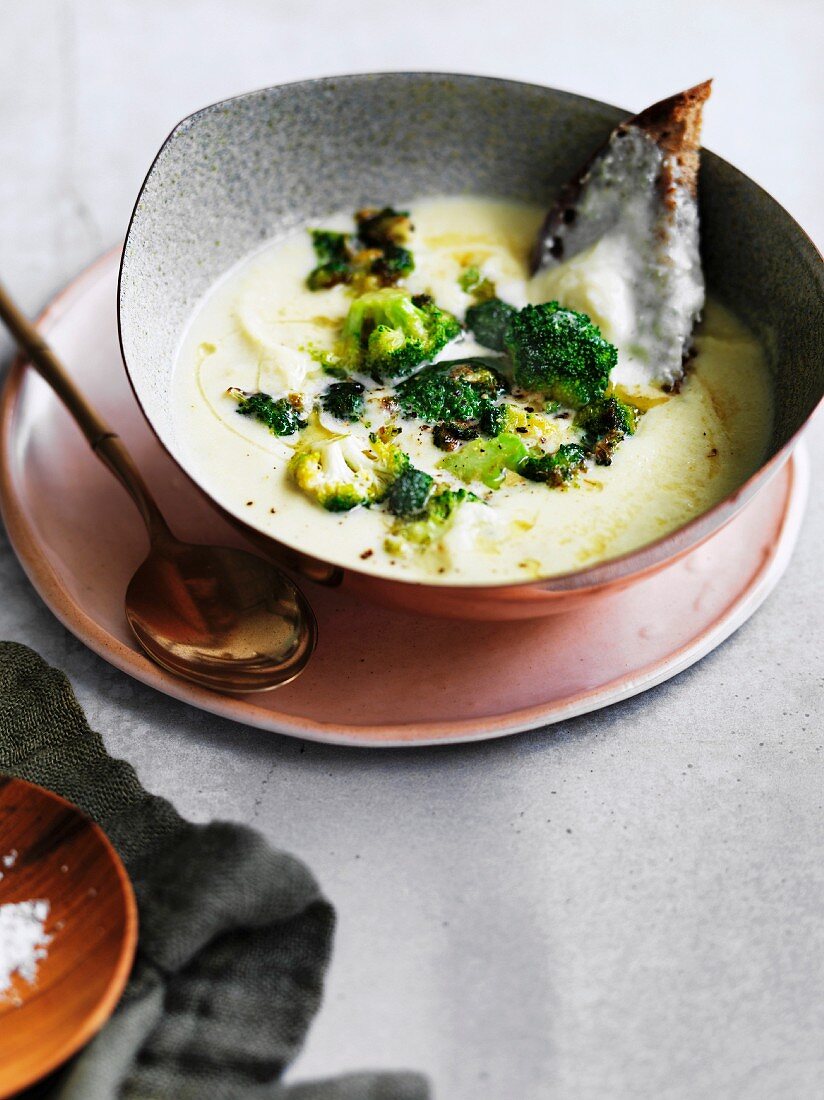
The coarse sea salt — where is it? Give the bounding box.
[0,890,52,996]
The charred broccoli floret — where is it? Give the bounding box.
[306,230,356,291]
[320,380,365,422]
[519,443,588,487]
[465,297,518,352]
[369,245,415,285]
[337,288,461,381]
[385,488,476,551]
[432,422,482,451]
[394,358,506,425]
[576,396,639,465]
[227,388,306,436]
[306,207,414,291]
[310,230,350,263]
[354,207,414,285]
[355,207,412,248]
[289,432,408,512]
[439,434,529,490]
[385,466,435,517]
[503,301,617,408]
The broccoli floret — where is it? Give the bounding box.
[496,403,562,444]
[289,433,408,512]
[465,297,518,351]
[320,380,365,422]
[355,207,413,248]
[304,344,351,379]
[458,266,496,302]
[576,396,639,465]
[306,231,356,290]
[227,388,306,436]
[439,433,530,490]
[395,356,506,452]
[339,288,461,381]
[432,422,481,451]
[395,358,506,424]
[478,401,506,437]
[519,443,588,487]
[306,259,352,291]
[369,244,414,285]
[307,208,415,291]
[385,466,434,517]
[503,301,617,408]
[310,229,350,262]
[385,488,475,551]
[470,401,561,448]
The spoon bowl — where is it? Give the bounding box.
[0,778,137,1098]
[125,539,316,693]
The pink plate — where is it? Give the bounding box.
[0,253,810,747]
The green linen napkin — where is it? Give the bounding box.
[0,641,428,1100]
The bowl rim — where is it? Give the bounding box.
[117,70,824,594]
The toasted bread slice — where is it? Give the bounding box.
[531,81,712,388]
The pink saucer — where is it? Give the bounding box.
[0,253,809,747]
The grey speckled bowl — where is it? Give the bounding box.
[118,73,824,620]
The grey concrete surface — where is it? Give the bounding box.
[1,3,822,1097]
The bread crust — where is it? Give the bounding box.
[629,79,712,196]
[531,80,712,272]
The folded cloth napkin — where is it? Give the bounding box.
[0,641,428,1100]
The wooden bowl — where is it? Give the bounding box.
[0,778,137,1098]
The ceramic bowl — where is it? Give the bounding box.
[118,73,824,620]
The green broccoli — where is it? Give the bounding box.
[338,288,461,381]
[354,207,414,284]
[311,230,350,262]
[307,207,414,291]
[306,260,351,291]
[385,466,434,517]
[465,297,518,351]
[370,245,414,285]
[227,388,306,436]
[320,380,365,422]
[495,402,563,444]
[438,434,529,490]
[306,230,355,290]
[394,358,506,424]
[432,422,482,451]
[458,266,496,302]
[355,207,412,248]
[576,396,639,465]
[461,401,560,450]
[477,401,506,438]
[503,301,617,408]
[519,443,588,487]
[289,433,408,512]
[384,488,476,552]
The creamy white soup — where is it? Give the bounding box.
[172,197,772,585]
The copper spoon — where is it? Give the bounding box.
[0,281,316,693]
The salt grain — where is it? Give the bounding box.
[0,899,52,995]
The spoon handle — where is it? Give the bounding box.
[0,280,172,542]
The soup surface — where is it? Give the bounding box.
[173,197,772,585]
